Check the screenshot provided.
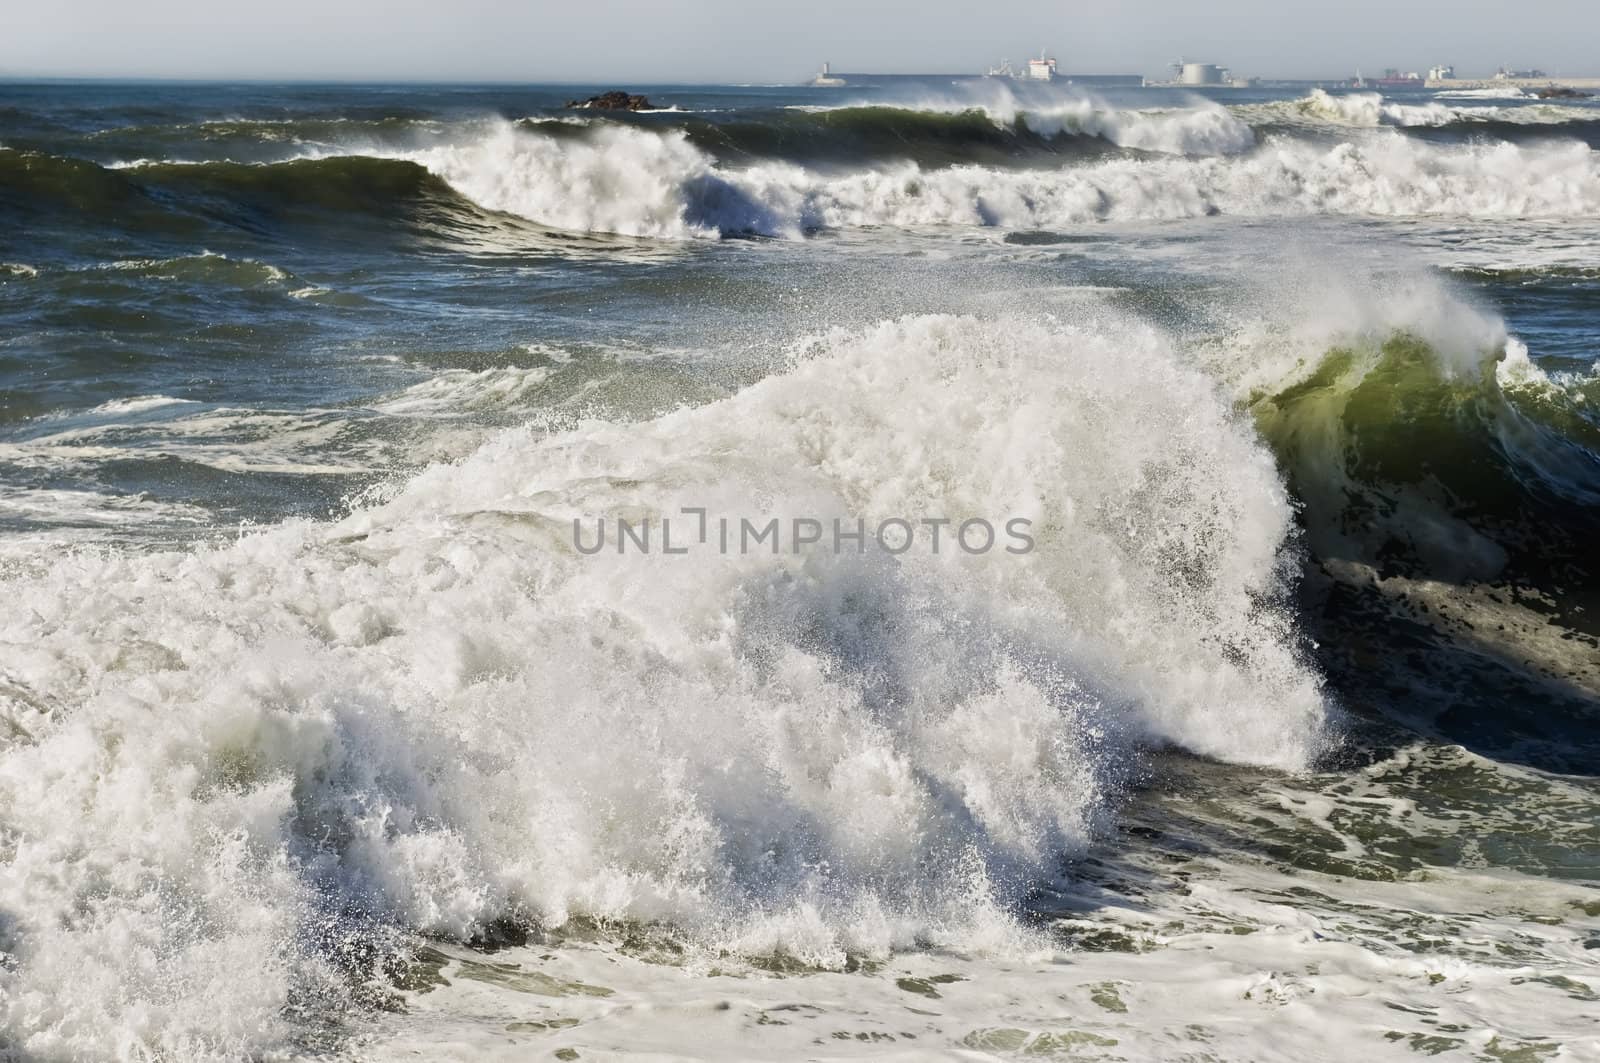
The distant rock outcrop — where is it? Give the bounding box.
[566,91,659,111]
[1538,87,1591,99]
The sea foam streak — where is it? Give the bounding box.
[0,314,1327,1059]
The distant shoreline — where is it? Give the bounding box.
[1428,76,1600,89]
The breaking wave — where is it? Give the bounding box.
[1252,88,1599,132]
[0,313,1329,1058]
[393,122,1600,238]
[9,105,1600,243]
[1434,86,1530,100]
[1233,276,1600,768]
[779,92,1256,158]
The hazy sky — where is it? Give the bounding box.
[7,1,1598,82]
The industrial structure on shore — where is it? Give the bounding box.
[809,48,1142,88]
[807,54,1598,93]
[1427,72,1600,90]
[1142,58,1258,89]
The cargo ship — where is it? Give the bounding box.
[806,51,1140,89]
[1351,68,1425,88]
[984,50,1143,87]
[986,51,1058,81]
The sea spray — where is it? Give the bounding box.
[385,121,1600,238]
[0,314,1329,1058]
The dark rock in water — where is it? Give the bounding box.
[1537,87,1591,99]
[566,91,659,111]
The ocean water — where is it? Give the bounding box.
[1,78,1598,1061]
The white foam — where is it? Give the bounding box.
[1436,86,1530,100]
[0,406,375,477]
[0,487,210,528]
[1496,336,1550,388]
[347,745,1600,1062]
[99,251,292,286]
[1190,262,1513,401]
[1020,98,1256,156]
[82,394,199,416]
[374,366,556,415]
[401,122,726,238]
[1271,88,1596,129]
[379,120,1600,240]
[0,313,1327,1057]
[794,84,1257,157]
[359,853,1600,1061]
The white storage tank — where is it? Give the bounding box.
[1180,62,1227,86]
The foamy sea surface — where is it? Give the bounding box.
[1,79,1598,1061]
